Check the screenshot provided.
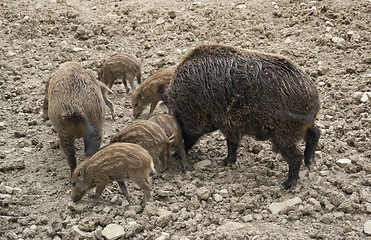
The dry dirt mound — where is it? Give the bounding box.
[0,0,370,239]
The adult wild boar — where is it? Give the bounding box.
[167,44,321,190]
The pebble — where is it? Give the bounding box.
[235,4,247,9]
[364,220,371,236]
[72,225,91,238]
[168,11,176,19]
[0,122,6,130]
[217,221,245,233]
[156,17,165,25]
[5,186,13,194]
[102,224,125,240]
[336,159,352,167]
[196,187,210,200]
[242,215,253,222]
[155,232,170,240]
[219,189,229,198]
[360,92,369,103]
[213,193,223,202]
[268,197,302,214]
[194,160,211,170]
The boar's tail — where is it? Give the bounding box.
[276,105,318,122]
[68,112,99,157]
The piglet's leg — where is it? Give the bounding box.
[93,178,110,203]
[117,181,131,204]
[59,135,76,174]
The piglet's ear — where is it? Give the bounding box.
[76,167,84,181]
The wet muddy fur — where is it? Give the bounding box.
[169,44,321,190]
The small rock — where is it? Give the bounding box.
[319,170,329,176]
[72,47,85,52]
[364,220,371,236]
[219,189,229,198]
[242,215,253,222]
[110,196,118,204]
[235,4,246,9]
[361,92,369,103]
[353,92,364,102]
[157,51,166,56]
[103,206,111,213]
[336,159,352,167]
[192,2,202,6]
[196,187,210,200]
[157,190,172,197]
[155,232,170,240]
[157,211,172,228]
[0,122,6,130]
[268,197,302,214]
[284,38,292,44]
[194,160,211,170]
[168,11,176,19]
[102,224,125,240]
[156,17,165,25]
[332,36,345,43]
[213,193,223,202]
[72,225,91,239]
[217,221,245,233]
[5,186,13,194]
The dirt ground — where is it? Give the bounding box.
[0,0,370,239]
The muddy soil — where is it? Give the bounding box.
[0,0,370,239]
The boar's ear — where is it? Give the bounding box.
[137,90,143,99]
[76,167,84,181]
[111,136,119,143]
[157,84,169,104]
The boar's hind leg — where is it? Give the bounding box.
[59,136,76,174]
[276,144,303,190]
[117,181,131,204]
[217,133,240,167]
[304,126,320,171]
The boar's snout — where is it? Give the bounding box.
[71,193,82,203]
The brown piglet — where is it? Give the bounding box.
[71,142,155,212]
[110,120,173,172]
[98,53,142,93]
[47,62,106,174]
[131,68,174,118]
[148,114,187,171]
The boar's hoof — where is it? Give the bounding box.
[279,178,298,190]
[217,157,236,167]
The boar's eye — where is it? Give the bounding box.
[71,182,76,187]
[134,102,139,107]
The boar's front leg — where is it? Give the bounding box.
[59,135,76,174]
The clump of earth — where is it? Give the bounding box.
[0,0,370,239]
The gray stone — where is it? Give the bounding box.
[242,215,253,222]
[155,232,170,240]
[361,92,369,103]
[219,189,229,198]
[364,220,371,236]
[336,159,352,167]
[194,160,211,170]
[213,193,223,202]
[217,221,245,233]
[102,224,125,240]
[196,187,211,200]
[72,225,91,239]
[268,197,302,214]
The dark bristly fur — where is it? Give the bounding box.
[168,44,321,190]
[131,68,174,118]
[70,142,155,212]
[47,62,106,174]
[98,53,142,93]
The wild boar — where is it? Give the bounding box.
[70,142,155,212]
[110,120,173,172]
[166,44,321,190]
[47,62,105,174]
[148,114,187,171]
[131,68,174,118]
[98,53,142,93]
